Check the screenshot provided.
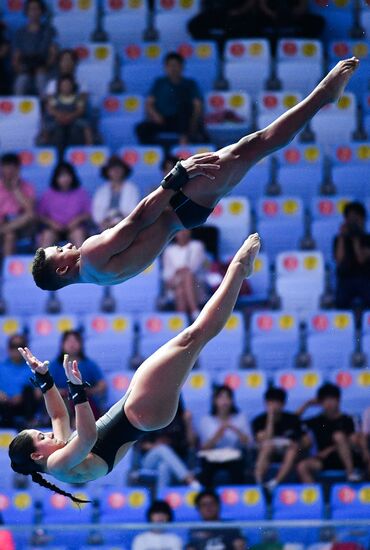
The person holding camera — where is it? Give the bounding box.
[334,201,370,309]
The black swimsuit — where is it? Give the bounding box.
[170,191,214,229]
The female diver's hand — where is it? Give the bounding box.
[63,354,83,385]
[18,347,49,374]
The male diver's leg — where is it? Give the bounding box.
[124,233,260,431]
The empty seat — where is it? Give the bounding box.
[56,284,104,315]
[311,196,353,259]
[277,39,323,96]
[331,483,370,519]
[329,368,370,416]
[14,147,57,197]
[360,5,370,38]
[138,312,188,359]
[257,198,305,259]
[273,370,323,412]
[257,91,303,133]
[118,145,164,194]
[83,313,134,372]
[276,144,324,206]
[40,487,93,523]
[205,91,252,147]
[230,156,272,205]
[0,490,34,524]
[361,310,370,358]
[106,371,133,407]
[171,143,216,159]
[110,261,161,313]
[224,39,271,98]
[2,0,26,34]
[155,0,200,46]
[329,41,370,99]
[309,0,354,41]
[311,93,357,145]
[99,94,144,149]
[65,146,110,195]
[99,487,151,522]
[176,41,218,94]
[75,43,114,106]
[28,314,78,359]
[276,251,325,315]
[102,0,147,48]
[243,253,270,303]
[158,486,199,521]
[2,255,47,315]
[0,317,24,356]
[0,97,40,149]
[182,371,212,431]
[121,43,164,96]
[199,312,244,371]
[51,0,97,47]
[216,370,267,418]
[250,311,300,372]
[329,143,370,200]
[205,197,251,258]
[307,310,355,370]
[219,485,266,521]
[363,93,370,136]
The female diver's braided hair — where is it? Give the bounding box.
[9,430,90,504]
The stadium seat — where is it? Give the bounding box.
[28,314,79,359]
[154,0,200,46]
[0,490,34,524]
[229,156,272,205]
[181,371,212,431]
[2,0,26,34]
[276,251,325,315]
[2,255,48,315]
[118,145,164,195]
[311,196,353,259]
[224,39,271,98]
[110,261,161,313]
[306,311,355,370]
[205,197,251,258]
[75,43,114,106]
[51,0,97,47]
[309,0,354,41]
[329,368,370,416]
[205,91,252,146]
[158,486,199,521]
[250,311,300,372]
[276,144,324,206]
[256,91,303,133]
[310,93,357,145]
[13,147,58,197]
[273,370,323,413]
[199,312,245,371]
[0,429,17,452]
[329,41,370,99]
[360,4,370,38]
[331,483,370,519]
[56,284,104,315]
[361,310,370,359]
[102,0,147,48]
[138,312,188,359]
[276,39,324,96]
[171,144,216,159]
[40,487,93,523]
[216,370,267,417]
[64,146,110,196]
[243,253,270,303]
[219,485,266,522]
[329,143,370,200]
[99,94,144,149]
[0,317,24,356]
[120,43,165,96]
[106,371,133,407]
[83,313,134,372]
[176,41,218,94]
[0,97,40,149]
[363,93,370,137]
[257,198,305,259]
[99,487,151,522]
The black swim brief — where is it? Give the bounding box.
[170,191,214,229]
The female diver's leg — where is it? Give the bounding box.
[124,233,261,431]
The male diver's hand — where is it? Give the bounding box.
[18,347,49,374]
[181,152,220,181]
[63,354,83,385]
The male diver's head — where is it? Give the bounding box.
[32,243,80,290]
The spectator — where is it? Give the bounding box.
[132,500,182,550]
[199,385,250,487]
[12,0,58,96]
[334,201,370,309]
[37,161,91,249]
[43,75,93,154]
[297,383,369,482]
[48,330,107,419]
[136,52,206,145]
[252,387,302,491]
[44,48,88,98]
[186,489,247,550]
[0,21,12,95]
[188,0,257,46]
[0,153,35,257]
[0,334,40,429]
[92,156,140,231]
[162,229,207,320]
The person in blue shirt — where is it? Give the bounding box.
[48,330,107,419]
[136,52,206,145]
[0,334,40,428]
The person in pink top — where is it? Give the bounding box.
[37,161,91,248]
[0,153,35,257]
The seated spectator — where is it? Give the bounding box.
[92,156,140,231]
[252,387,302,491]
[44,48,88,98]
[37,161,91,249]
[132,500,182,550]
[48,330,107,419]
[0,21,11,95]
[334,201,370,309]
[0,334,41,429]
[162,229,207,320]
[188,0,257,47]
[297,383,369,482]
[199,385,250,487]
[135,399,200,493]
[186,489,247,550]
[0,153,35,257]
[12,0,58,96]
[43,75,93,154]
[136,52,206,145]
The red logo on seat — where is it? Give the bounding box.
[312,315,329,331]
[230,43,245,57]
[318,200,334,216]
[284,148,301,163]
[282,41,298,55]
[283,256,299,271]
[257,315,274,331]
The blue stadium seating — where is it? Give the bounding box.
[364,93,370,136]
[273,370,323,413]
[0,489,34,524]
[99,94,144,149]
[199,312,244,371]
[28,314,79,359]
[276,39,324,96]
[257,91,303,133]
[331,483,370,519]
[2,0,26,34]
[219,485,266,520]
[138,311,188,359]
[110,260,161,313]
[154,0,200,46]
[106,371,133,407]
[181,371,212,431]
[40,487,93,523]
[120,43,164,96]
[14,147,58,197]
[329,368,370,416]
[0,317,24,356]
[0,96,40,149]
[176,41,218,94]
[310,93,357,145]
[56,283,104,315]
[75,43,114,107]
[224,39,271,98]
[205,91,252,146]
[99,487,151,522]
[309,0,355,41]
[361,310,370,358]
[250,311,300,371]
[64,146,110,196]
[329,41,370,99]
[2,255,48,315]
[117,145,164,194]
[329,143,370,199]
[216,370,267,417]
[229,156,272,205]
[102,0,147,48]
[158,486,199,521]
[311,196,352,259]
[243,253,270,303]
[51,0,97,47]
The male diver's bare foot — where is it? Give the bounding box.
[233,233,261,278]
[319,57,359,104]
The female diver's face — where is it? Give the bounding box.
[29,430,66,460]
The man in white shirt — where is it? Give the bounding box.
[132,500,182,550]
